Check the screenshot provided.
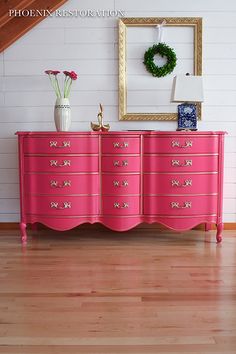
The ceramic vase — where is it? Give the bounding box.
[54,98,71,131]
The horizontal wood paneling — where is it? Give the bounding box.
[4,44,116,60]
[0,184,19,199]
[224,184,236,198]
[3,75,118,91]
[115,0,236,11]
[0,105,118,123]
[0,139,17,153]
[0,169,19,183]
[5,90,117,106]
[0,199,19,213]
[17,28,65,45]
[0,154,18,168]
[4,59,117,76]
[65,28,116,44]
[0,0,236,222]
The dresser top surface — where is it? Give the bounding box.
[16,131,227,136]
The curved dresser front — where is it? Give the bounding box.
[16,131,226,243]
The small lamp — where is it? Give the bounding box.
[171,74,204,130]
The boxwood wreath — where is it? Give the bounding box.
[143,43,177,77]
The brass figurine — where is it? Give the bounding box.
[91,104,110,132]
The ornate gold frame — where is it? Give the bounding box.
[119,17,202,121]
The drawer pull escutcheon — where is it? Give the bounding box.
[50,160,71,167]
[113,160,128,167]
[171,201,192,209]
[50,202,72,209]
[172,140,193,148]
[114,202,129,209]
[113,180,129,187]
[49,141,71,148]
[113,142,129,149]
[171,159,192,167]
[171,179,192,187]
[50,180,71,188]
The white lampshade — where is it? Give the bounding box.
[171,74,204,103]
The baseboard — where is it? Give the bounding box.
[0,222,236,230]
[0,222,19,229]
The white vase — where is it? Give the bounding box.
[54,98,71,131]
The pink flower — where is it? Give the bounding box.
[69,71,78,80]
[45,70,60,75]
[52,70,60,75]
[63,71,78,80]
[45,70,78,98]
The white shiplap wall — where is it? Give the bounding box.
[0,0,236,222]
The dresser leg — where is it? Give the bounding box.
[216,223,223,243]
[20,222,27,244]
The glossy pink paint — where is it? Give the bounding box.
[16,131,226,244]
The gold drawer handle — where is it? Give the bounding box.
[172,140,193,148]
[171,201,192,209]
[113,180,129,187]
[113,160,128,167]
[171,179,192,187]
[49,141,71,148]
[50,160,71,167]
[171,159,192,167]
[114,202,129,209]
[50,202,71,209]
[50,180,71,188]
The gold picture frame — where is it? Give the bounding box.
[119,17,202,121]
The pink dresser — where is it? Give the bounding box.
[16,131,226,243]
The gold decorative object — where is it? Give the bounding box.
[91,104,110,131]
[119,17,202,121]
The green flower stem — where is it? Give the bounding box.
[63,76,68,98]
[49,74,60,98]
[65,79,72,98]
[55,76,62,98]
[64,77,72,98]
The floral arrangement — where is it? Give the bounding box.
[45,70,78,98]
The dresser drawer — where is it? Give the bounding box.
[144,195,217,216]
[144,173,218,195]
[102,196,140,215]
[25,196,99,216]
[143,155,218,173]
[24,136,98,154]
[144,136,219,154]
[24,174,99,195]
[102,156,140,172]
[102,175,140,195]
[24,156,99,173]
[102,137,140,154]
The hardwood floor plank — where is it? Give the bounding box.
[0,345,236,354]
[0,229,236,353]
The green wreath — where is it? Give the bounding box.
[143,43,177,77]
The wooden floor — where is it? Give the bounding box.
[0,227,236,354]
